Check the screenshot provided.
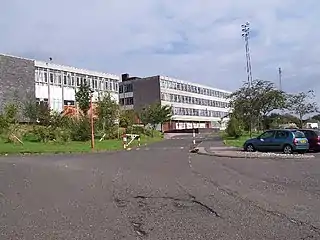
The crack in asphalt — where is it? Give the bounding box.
[131,221,147,237]
[188,147,320,238]
[134,195,221,217]
[195,168,320,234]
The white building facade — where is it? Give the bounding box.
[35,61,120,112]
[119,74,231,131]
[159,76,231,130]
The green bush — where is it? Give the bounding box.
[53,128,71,143]
[0,114,9,134]
[127,125,145,135]
[22,132,40,142]
[105,126,119,139]
[143,128,163,138]
[226,117,243,138]
[69,117,91,141]
[31,125,52,142]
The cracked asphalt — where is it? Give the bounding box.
[1,135,320,239]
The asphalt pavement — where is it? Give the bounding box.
[1,134,320,239]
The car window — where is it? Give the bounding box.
[275,131,288,139]
[301,130,310,138]
[260,131,274,139]
[314,130,320,136]
[303,130,314,138]
[293,131,305,138]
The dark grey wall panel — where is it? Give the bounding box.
[132,76,161,111]
[0,54,35,120]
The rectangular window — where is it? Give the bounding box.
[63,76,67,85]
[54,73,58,84]
[44,72,48,83]
[71,76,75,86]
[49,73,54,83]
[67,75,71,86]
[105,80,109,90]
[64,100,75,106]
[160,80,164,88]
[76,77,80,86]
[173,82,177,90]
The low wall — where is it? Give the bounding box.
[164,128,220,134]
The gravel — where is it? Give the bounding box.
[197,147,315,159]
[234,151,315,159]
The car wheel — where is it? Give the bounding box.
[283,145,293,154]
[245,144,255,152]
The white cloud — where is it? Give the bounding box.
[1,0,320,102]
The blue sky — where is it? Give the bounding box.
[1,0,320,101]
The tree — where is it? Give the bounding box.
[119,109,136,128]
[3,103,19,124]
[155,104,172,130]
[96,93,119,134]
[285,90,319,128]
[75,83,91,113]
[138,103,172,131]
[226,114,243,138]
[311,114,320,122]
[37,102,52,126]
[23,99,40,123]
[228,79,286,134]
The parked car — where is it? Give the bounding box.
[243,129,309,154]
[299,129,320,152]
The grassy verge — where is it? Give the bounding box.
[221,132,261,148]
[0,135,163,155]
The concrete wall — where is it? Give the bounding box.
[132,76,161,111]
[0,54,35,120]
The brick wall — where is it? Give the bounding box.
[0,54,36,121]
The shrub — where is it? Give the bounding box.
[0,114,9,135]
[105,126,119,139]
[53,128,71,143]
[127,125,145,135]
[31,125,52,142]
[22,132,40,142]
[226,116,243,138]
[69,117,91,141]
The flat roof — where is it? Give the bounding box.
[0,53,119,79]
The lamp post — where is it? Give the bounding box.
[90,90,95,150]
[241,22,253,87]
[278,67,282,91]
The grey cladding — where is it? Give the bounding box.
[0,54,36,120]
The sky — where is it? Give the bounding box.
[1,0,320,101]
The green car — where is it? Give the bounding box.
[243,129,309,154]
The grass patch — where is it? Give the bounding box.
[0,135,163,155]
[221,132,262,148]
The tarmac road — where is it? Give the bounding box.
[0,135,320,239]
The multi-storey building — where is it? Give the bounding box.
[0,54,120,115]
[119,74,231,131]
